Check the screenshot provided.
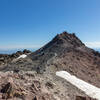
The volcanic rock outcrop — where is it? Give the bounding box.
[0,32,100,100]
[0,49,31,66]
[76,96,97,100]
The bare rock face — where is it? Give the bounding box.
[0,32,100,100]
[32,32,85,57]
[0,72,55,100]
[1,82,14,99]
[28,32,100,88]
[0,49,31,66]
[33,94,53,100]
[1,81,25,99]
[76,96,97,100]
[33,96,38,100]
[52,32,85,47]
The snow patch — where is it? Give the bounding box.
[17,54,27,59]
[56,71,100,100]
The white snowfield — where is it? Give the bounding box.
[17,54,27,59]
[56,71,100,100]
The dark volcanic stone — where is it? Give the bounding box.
[76,96,97,100]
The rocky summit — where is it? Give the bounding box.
[0,32,99,100]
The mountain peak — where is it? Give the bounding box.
[52,31,85,47]
[37,31,85,55]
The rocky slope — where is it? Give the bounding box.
[0,49,31,66]
[0,71,94,100]
[0,32,99,100]
[29,32,100,88]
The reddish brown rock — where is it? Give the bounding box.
[1,81,26,99]
[76,96,97,100]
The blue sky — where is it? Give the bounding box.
[0,0,100,50]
